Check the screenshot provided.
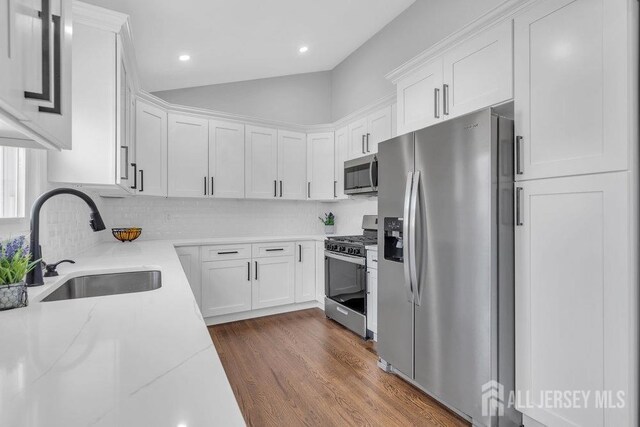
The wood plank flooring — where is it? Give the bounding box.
[208,308,468,427]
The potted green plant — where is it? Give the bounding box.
[319,212,335,234]
[0,236,39,311]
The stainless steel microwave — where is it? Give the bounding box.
[344,154,378,195]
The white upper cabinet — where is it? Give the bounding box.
[348,117,368,159]
[0,0,26,120]
[277,130,307,199]
[396,58,444,135]
[515,172,631,426]
[19,0,72,148]
[294,241,316,303]
[48,15,134,193]
[168,113,209,198]
[245,125,278,199]
[366,105,392,154]
[334,126,348,199]
[514,0,630,180]
[209,120,245,199]
[307,132,335,200]
[443,20,513,119]
[135,99,167,197]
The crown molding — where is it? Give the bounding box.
[330,92,396,130]
[73,1,128,33]
[385,0,535,83]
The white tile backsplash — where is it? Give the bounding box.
[98,196,379,242]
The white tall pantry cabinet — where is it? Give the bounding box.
[513,0,638,426]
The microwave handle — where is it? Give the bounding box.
[369,156,377,190]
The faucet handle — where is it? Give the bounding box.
[44,259,76,277]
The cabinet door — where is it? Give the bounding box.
[253,256,295,309]
[201,259,252,317]
[443,20,512,119]
[334,126,348,199]
[245,125,278,199]
[366,106,392,155]
[396,58,443,134]
[347,117,367,159]
[366,268,378,336]
[175,246,201,306]
[209,119,244,199]
[515,172,630,426]
[307,132,335,200]
[168,114,209,198]
[294,242,316,303]
[0,0,26,119]
[277,130,307,199]
[514,0,629,180]
[20,0,72,149]
[116,38,135,193]
[135,99,168,197]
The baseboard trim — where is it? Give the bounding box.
[204,299,324,325]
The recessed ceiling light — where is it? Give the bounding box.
[298,46,309,54]
[179,54,191,61]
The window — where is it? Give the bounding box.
[0,146,25,218]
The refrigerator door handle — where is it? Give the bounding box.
[403,171,414,302]
[409,171,421,305]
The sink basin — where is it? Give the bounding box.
[42,270,162,302]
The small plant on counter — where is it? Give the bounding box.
[0,236,39,310]
[319,212,336,234]
[318,212,335,226]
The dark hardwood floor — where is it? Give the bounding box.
[208,308,468,427]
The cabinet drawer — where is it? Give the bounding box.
[201,244,251,261]
[366,250,378,269]
[252,242,294,258]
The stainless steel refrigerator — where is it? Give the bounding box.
[377,109,520,426]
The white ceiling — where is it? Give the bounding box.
[83,0,415,92]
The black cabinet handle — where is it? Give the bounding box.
[139,170,144,192]
[130,163,137,189]
[24,0,51,102]
[361,135,365,154]
[254,261,258,280]
[279,180,283,197]
[273,180,277,197]
[299,244,302,262]
[217,251,238,255]
[203,176,207,195]
[247,262,250,281]
[211,177,214,196]
[334,181,337,198]
[37,13,62,114]
[307,182,311,199]
[366,133,370,152]
[265,248,284,252]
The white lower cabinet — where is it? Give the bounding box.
[515,172,632,426]
[175,246,201,306]
[366,265,378,338]
[252,256,295,309]
[294,241,316,303]
[201,259,252,317]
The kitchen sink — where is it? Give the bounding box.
[42,270,162,302]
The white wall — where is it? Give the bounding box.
[330,0,505,119]
[153,71,332,125]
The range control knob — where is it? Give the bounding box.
[339,246,345,252]
[347,248,354,254]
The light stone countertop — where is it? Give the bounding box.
[0,236,334,427]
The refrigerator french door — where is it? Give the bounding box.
[377,109,519,426]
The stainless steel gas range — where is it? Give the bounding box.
[324,215,378,339]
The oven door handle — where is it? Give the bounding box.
[324,251,365,266]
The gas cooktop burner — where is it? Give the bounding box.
[326,235,377,245]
